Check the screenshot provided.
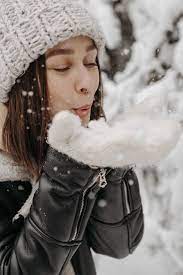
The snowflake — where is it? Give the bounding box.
[128,179,134,186]
[22,91,27,96]
[88,191,96,199]
[28,91,34,97]
[98,199,107,208]
[27,109,32,114]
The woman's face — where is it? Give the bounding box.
[46,35,100,126]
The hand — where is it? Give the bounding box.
[47,110,182,168]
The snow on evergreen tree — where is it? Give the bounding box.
[83,0,183,274]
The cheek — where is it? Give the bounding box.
[47,69,100,102]
[91,71,100,93]
[47,72,73,103]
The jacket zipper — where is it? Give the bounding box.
[71,168,108,240]
[98,168,108,188]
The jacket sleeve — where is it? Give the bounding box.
[86,167,144,259]
[0,147,101,275]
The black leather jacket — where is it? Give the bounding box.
[0,147,144,275]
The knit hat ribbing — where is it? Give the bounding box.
[0,0,106,103]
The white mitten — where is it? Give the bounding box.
[47,110,182,168]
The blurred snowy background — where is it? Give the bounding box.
[82,0,183,274]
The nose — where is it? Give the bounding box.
[74,66,91,95]
[80,88,88,94]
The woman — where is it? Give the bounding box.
[2,0,180,274]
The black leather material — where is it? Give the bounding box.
[0,147,144,275]
[86,168,144,258]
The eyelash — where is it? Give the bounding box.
[54,63,98,72]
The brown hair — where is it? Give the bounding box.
[2,54,106,180]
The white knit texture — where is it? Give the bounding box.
[0,150,31,181]
[0,0,106,103]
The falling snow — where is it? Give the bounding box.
[27,109,32,114]
[22,91,27,96]
[97,199,107,208]
[53,166,58,172]
[83,0,183,274]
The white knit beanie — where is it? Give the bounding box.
[0,0,106,103]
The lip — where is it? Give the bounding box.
[73,104,91,110]
[72,104,91,118]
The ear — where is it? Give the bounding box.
[0,103,8,151]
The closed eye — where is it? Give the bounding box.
[54,67,70,72]
[86,63,98,67]
[54,63,98,72]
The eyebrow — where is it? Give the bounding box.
[46,44,97,59]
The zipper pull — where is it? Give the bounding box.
[99,168,108,188]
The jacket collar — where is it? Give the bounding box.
[0,150,39,220]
